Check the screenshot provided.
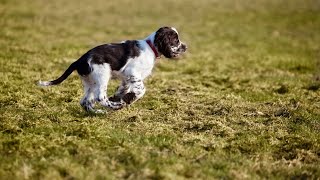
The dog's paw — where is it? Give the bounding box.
[94,109,107,114]
[122,92,136,104]
[110,100,126,110]
[109,95,122,102]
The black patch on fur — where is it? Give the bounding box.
[72,40,140,76]
[122,92,136,104]
[109,95,122,102]
[154,27,180,58]
[89,40,140,70]
[76,52,93,76]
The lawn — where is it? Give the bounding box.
[0,0,319,179]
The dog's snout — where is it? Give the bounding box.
[181,43,187,51]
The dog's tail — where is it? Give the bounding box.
[38,61,78,86]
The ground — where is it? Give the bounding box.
[0,0,319,179]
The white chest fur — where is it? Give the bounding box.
[116,40,157,80]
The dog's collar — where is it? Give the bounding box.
[146,40,160,59]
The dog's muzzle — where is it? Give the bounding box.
[179,43,187,53]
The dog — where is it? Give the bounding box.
[38,26,187,113]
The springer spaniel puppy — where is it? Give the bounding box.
[39,27,187,113]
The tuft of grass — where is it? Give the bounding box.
[1,0,320,179]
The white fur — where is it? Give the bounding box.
[171,41,182,52]
[171,27,178,34]
[38,80,51,86]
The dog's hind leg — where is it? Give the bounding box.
[80,77,96,113]
[89,64,125,111]
[98,83,126,110]
[79,63,112,113]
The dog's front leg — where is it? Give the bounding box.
[121,76,146,105]
[109,81,130,102]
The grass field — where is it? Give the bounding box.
[1,0,320,179]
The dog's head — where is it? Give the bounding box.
[154,27,187,59]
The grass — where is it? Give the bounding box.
[0,0,320,179]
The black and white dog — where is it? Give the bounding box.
[39,27,187,113]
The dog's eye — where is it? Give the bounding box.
[171,40,179,46]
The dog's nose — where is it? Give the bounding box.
[182,43,187,51]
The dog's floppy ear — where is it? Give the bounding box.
[154,27,175,58]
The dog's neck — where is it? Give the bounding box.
[146,40,160,59]
[144,32,160,59]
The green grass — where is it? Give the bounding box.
[1,0,320,179]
